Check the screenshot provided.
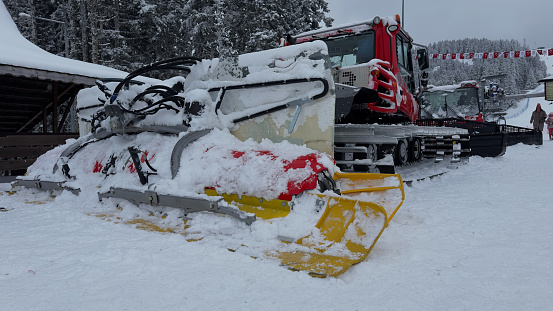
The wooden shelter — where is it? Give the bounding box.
[0,64,99,175]
[0,4,137,176]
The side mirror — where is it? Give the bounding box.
[420,71,429,88]
[417,49,429,71]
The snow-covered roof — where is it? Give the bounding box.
[293,16,399,41]
[0,2,143,85]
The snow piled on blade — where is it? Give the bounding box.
[23,128,335,201]
[156,128,336,200]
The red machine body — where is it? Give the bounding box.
[287,15,420,123]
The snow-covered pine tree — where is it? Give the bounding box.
[4,0,333,76]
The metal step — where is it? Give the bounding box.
[334,146,368,153]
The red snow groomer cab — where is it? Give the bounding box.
[284,15,421,124]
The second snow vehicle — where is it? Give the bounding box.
[14,42,405,278]
[419,81,543,156]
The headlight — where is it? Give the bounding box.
[373,16,381,25]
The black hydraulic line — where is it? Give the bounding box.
[233,78,329,123]
[100,78,145,85]
[134,96,186,113]
[129,85,179,108]
[96,57,200,129]
[143,84,179,96]
[128,147,148,185]
[95,80,113,98]
[232,105,290,124]
[212,78,329,111]
[76,103,106,114]
[110,57,201,105]
[143,156,157,173]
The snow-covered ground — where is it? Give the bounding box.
[1,116,551,311]
[2,85,553,311]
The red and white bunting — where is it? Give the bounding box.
[429,48,553,60]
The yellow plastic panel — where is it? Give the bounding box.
[333,172,405,225]
[204,189,291,219]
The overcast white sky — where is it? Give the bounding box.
[325,0,552,51]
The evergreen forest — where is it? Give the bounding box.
[4,0,548,97]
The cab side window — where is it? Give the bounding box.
[396,35,415,93]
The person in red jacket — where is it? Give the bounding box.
[530,103,547,131]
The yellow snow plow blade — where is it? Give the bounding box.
[272,194,388,277]
[209,172,404,277]
[83,172,403,278]
[272,172,404,277]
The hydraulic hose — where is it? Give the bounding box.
[110,56,201,105]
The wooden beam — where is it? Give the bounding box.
[53,82,58,133]
[42,101,47,133]
[17,84,75,132]
[59,91,77,131]
[0,158,36,171]
[0,121,24,126]
[0,146,55,158]
[0,116,30,122]
[0,64,98,86]
[0,85,52,97]
[0,102,49,110]
[0,93,51,102]
[0,134,78,173]
[0,134,78,146]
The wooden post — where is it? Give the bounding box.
[59,90,78,132]
[53,82,58,133]
[42,103,47,133]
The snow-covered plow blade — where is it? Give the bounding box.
[272,172,404,277]
[13,41,404,277]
